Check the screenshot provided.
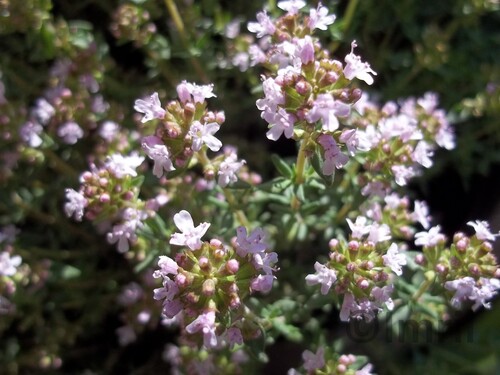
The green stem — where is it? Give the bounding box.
[294,137,309,185]
[164,0,208,83]
[412,271,435,302]
[43,148,78,178]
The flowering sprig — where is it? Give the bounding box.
[288,346,374,375]
[413,219,500,312]
[153,210,278,349]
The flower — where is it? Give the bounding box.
[105,153,145,178]
[302,347,325,372]
[306,94,350,132]
[134,92,166,123]
[57,121,84,144]
[317,134,349,175]
[142,136,175,178]
[344,41,377,85]
[277,0,306,15]
[176,81,216,103]
[305,262,337,295]
[188,121,223,152]
[412,200,431,229]
[415,225,445,247]
[264,107,296,141]
[185,311,217,348]
[218,153,245,187]
[308,3,336,30]
[445,277,500,311]
[0,251,22,277]
[170,210,210,250]
[153,256,179,279]
[467,220,499,242]
[382,243,406,276]
[248,11,276,38]
[64,188,87,221]
[235,227,267,256]
[346,216,371,238]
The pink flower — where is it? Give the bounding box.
[134,92,166,123]
[226,327,243,348]
[317,134,349,175]
[153,256,179,279]
[305,262,337,295]
[306,94,350,132]
[170,210,210,250]
[264,108,296,141]
[64,188,87,221]
[188,121,223,152]
[186,311,217,348]
[248,11,276,38]
[308,3,336,30]
[57,121,84,144]
[142,136,175,178]
[250,274,275,293]
[235,227,267,256]
[218,153,245,187]
[302,347,325,372]
[344,41,377,85]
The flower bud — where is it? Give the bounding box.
[468,263,480,276]
[202,278,216,296]
[348,240,359,251]
[435,263,448,275]
[337,364,347,373]
[226,259,239,274]
[357,278,370,289]
[210,238,223,249]
[456,238,468,252]
[199,256,210,271]
[346,262,357,272]
[329,238,339,250]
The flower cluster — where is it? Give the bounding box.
[153,210,278,349]
[306,214,404,321]
[414,220,500,311]
[353,92,455,191]
[0,225,22,315]
[246,2,374,177]
[133,83,247,188]
[288,346,374,375]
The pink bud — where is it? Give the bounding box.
[226,259,239,274]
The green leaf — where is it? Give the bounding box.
[271,154,293,178]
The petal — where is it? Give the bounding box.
[173,210,194,232]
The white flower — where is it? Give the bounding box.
[467,220,499,242]
[302,347,325,372]
[170,210,210,250]
[415,225,445,247]
[134,92,166,123]
[305,262,337,295]
[277,0,306,15]
[189,121,222,152]
[0,251,22,276]
[105,153,144,178]
[382,243,406,276]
